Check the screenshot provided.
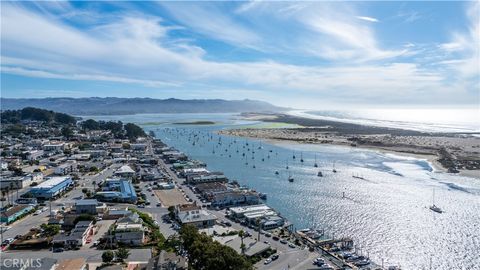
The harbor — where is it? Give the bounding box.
[152,130,387,269]
[87,113,480,270]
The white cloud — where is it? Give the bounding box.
[0,2,476,106]
[437,2,479,82]
[356,16,379,22]
[159,2,261,49]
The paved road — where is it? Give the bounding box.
[1,248,152,263]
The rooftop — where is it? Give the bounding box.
[33,176,70,189]
[56,258,86,270]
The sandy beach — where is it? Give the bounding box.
[221,113,480,178]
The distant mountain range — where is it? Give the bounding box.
[0,97,287,115]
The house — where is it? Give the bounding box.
[0,161,8,170]
[75,199,99,215]
[26,150,44,161]
[55,258,87,270]
[130,143,147,151]
[43,142,65,152]
[113,213,145,246]
[145,251,187,270]
[0,205,34,224]
[175,203,216,229]
[55,161,78,175]
[52,221,94,247]
[114,165,135,179]
[103,208,135,220]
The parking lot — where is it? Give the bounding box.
[154,189,188,207]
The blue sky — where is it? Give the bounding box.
[1,1,478,109]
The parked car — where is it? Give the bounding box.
[264,258,272,265]
[280,239,288,244]
[271,254,279,261]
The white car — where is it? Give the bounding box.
[33,210,42,215]
[264,258,272,265]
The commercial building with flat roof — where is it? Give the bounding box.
[29,176,73,200]
[95,179,137,203]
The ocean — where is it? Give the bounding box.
[87,112,480,270]
[290,108,480,133]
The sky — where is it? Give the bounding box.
[1,1,479,109]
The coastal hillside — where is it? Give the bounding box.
[0,97,287,115]
[0,107,77,125]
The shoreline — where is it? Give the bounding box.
[221,113,480,179]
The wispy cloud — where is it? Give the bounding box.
[356,16,379,22]
[0,1,477,107]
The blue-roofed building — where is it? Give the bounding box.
[95,179,137,203]
[29,176,73,200]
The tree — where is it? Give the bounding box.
[115,247,130,262]
[40,224,60,237]
[102,250,114,264]
[124,123,146,140]
[179,225,252,270]
[81,119,100,131]
[61,126,74,138]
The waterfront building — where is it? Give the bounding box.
[175,203,217,229]
[229,204,285,230]
[187,173,228,185]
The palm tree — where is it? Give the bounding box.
[92,181,96,192]
[5,187,10,206]
[1,190,6,209]
[238,230,246,254]
[9,182,15,202]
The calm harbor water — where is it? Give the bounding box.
[88,113,480,270]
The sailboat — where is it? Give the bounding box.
[317,171,323,177]
[300,152,304,163]
[286,160,289,170]
[332,161,337,173]
[292,151,296,159]
[314,154,318,168]
[429,188,443,213]
[288,171,294,182]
